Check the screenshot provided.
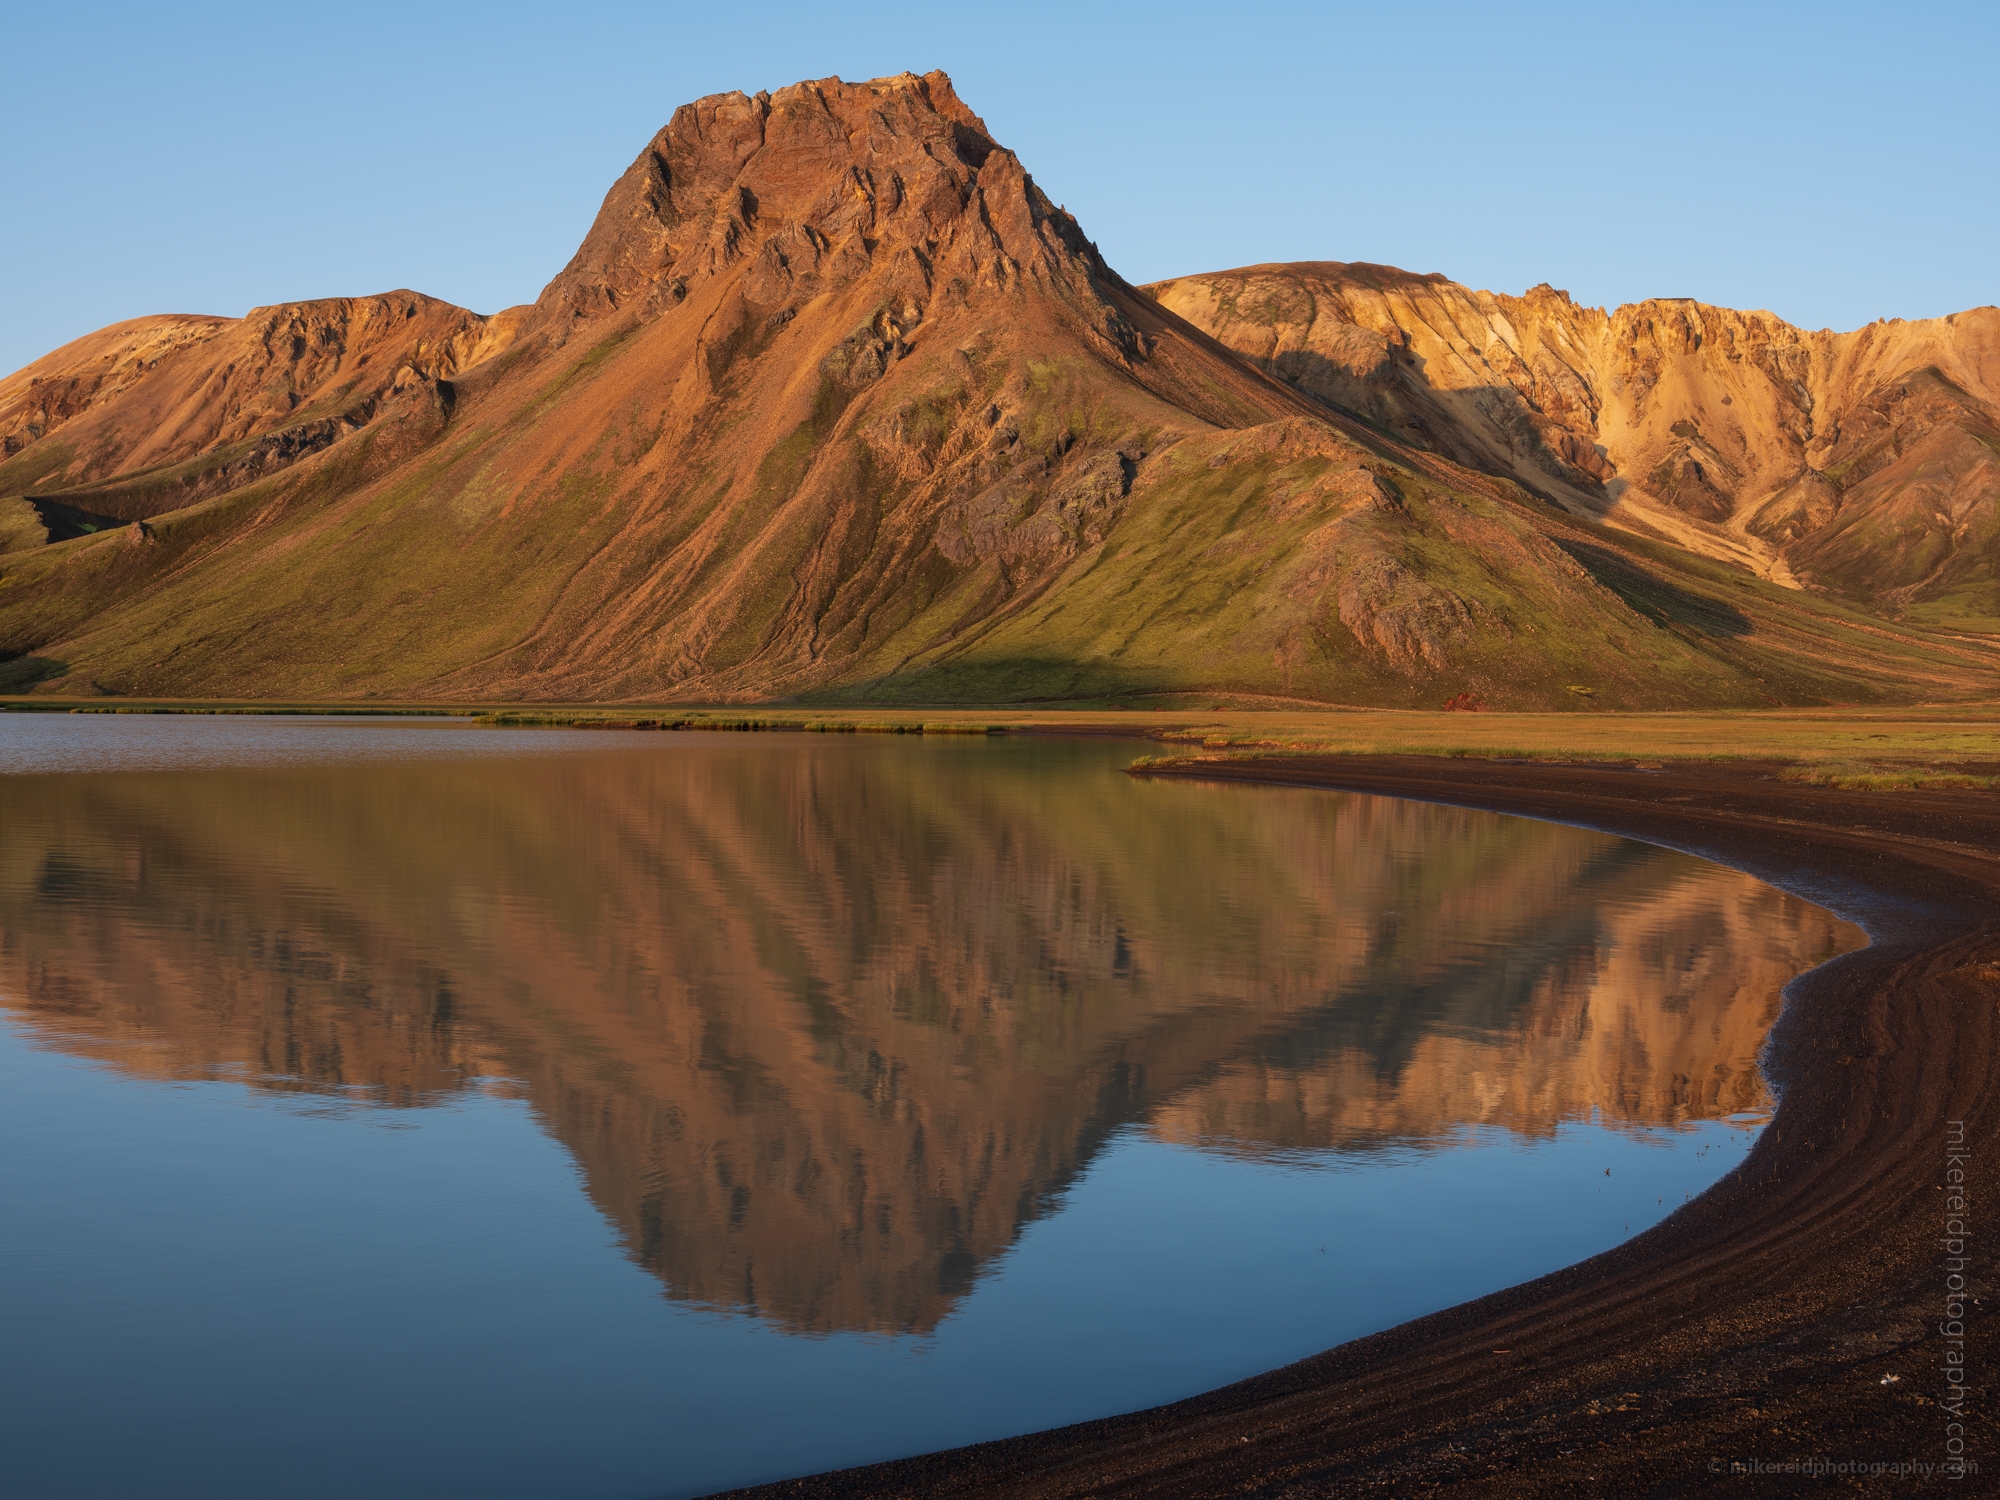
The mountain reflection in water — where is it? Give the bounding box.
[0,733,1859,1337]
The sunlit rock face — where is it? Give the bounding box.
[0,739,1858,1333]
[1152,262,2000,623]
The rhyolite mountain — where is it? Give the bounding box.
[1150,264,2000,632]
[1,71,1995,707]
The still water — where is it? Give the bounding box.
[0,718,1862,1499]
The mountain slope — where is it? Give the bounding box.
[1147,263,2000,630]
[2,74,1996,707]
[0,294,518,547]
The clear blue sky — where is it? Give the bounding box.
[4,0,1994,375]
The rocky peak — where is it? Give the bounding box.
[533,70,1109,340]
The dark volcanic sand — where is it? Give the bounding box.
[720,757,1994,1497]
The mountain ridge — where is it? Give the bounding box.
[1147,262,2000,629]
[2,71,1995,708]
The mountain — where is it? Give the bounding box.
[0,295,516,541]
[1147,263,2000,632]
[1,72,1996,708]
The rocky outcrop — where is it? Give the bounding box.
[0,292,517,514]
[529,72,1146,369]
[1778,366,2000,617]
[0,315,230,462]
[1149,264,2000,624]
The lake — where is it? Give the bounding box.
[0,717,1863,1499]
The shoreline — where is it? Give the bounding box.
[722,757,1995,1496]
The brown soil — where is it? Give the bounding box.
[721,758,1995,1496]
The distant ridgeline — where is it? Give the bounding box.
[2,71,1996,707]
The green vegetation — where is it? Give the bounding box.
[0,498,50,555]
[1776,761,1997,791]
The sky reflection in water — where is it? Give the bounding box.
[0,722,1862,1499]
